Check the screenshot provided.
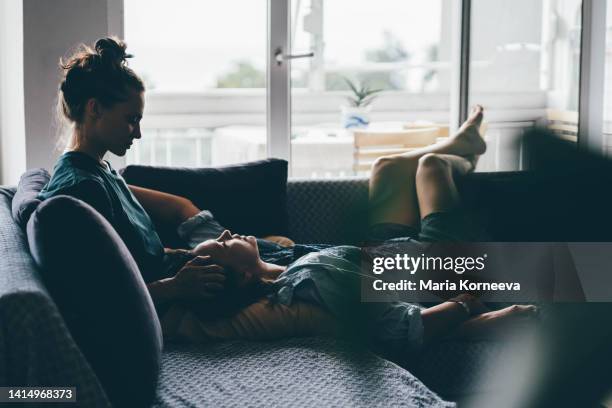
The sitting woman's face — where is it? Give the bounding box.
[93,89,144,157]
[193,230,261,274]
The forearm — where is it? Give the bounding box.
[147,277,179,306]
[129,184,200,227]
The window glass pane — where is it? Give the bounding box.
[605,2,612,157]
[290,0,451,178]
[124,0,266,167]
[470,0,582,171]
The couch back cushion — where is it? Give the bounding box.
[26,195,162,408]
[11,168,50,228]
[287,178,369,245]
[120,159,288,246]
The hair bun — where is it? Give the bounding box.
[94,37,132,65]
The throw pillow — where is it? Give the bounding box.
[120,159,289,240]
[11,168,50,228]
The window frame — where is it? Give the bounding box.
[578,0,607,153]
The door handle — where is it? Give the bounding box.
[274,48,315,65]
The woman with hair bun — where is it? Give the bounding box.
[40,37,231,304]
[57,37,143,156]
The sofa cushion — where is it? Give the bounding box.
[287,178,369,245]
[11,168,50,228]
[120,159,289,245]
[26,195,162,408]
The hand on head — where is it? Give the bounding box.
[171,255,227,301]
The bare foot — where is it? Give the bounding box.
[463,155,479,172]
[451,304,539,340]
[446,105,487,159]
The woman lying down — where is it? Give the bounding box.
[159,231,539,359]
[42,38,541,363]
[153,105,543,361]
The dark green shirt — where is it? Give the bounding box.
[38,152,165,282]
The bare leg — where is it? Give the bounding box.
[415,153,474,219]
[369,105,486,226]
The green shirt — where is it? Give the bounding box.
[38,152,165,282]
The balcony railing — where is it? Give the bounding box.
[127,89,598,176]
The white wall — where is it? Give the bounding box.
[22,0,123,175]
[0,0,26,185]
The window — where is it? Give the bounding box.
[469,0,582,171]
[123,0,604,177]
[605,1,612,157]
[124,0,267,167]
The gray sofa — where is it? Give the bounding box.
[3,132,608,407]
[1,178,492,408]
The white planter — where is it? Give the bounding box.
[341,105,372,129]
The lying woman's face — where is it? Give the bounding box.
[193,230,261,274]
[188,230,273,317]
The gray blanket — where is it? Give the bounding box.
[155,337,455,408]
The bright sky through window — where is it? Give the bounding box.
[124,0,441,91]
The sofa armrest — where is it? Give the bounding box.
[0,292,110,406]
[0,194,110,406]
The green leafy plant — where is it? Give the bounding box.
[344,77,383,108]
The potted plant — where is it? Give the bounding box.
[341,78,382,129]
